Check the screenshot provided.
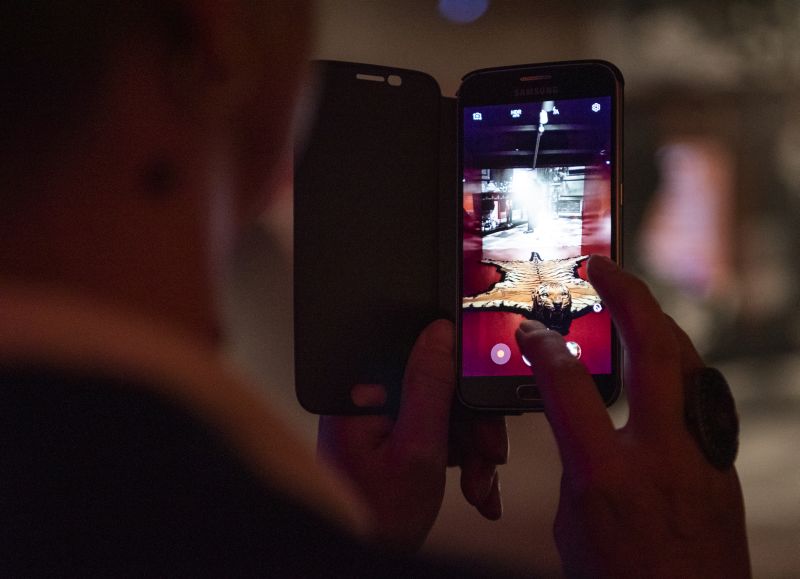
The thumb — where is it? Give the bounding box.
[392,319,456,458]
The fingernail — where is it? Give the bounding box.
[518,320,545,335]
[479,466,497,503]
[493,471,503,519]
[484,472,502,521]
[466,464,496,506]
[351,384,387,408]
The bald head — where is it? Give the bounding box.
[0,1,312,343]
[2,1,311,208]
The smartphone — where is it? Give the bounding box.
[457,61,623,412]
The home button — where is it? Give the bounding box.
[516,385,540,400]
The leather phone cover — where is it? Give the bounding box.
[294,61,456,414]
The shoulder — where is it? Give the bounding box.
[0,367,512,578]
[0,367,360,576]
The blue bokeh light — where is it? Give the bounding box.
[438,0,490,24]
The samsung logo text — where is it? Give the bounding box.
[514,86,559,97]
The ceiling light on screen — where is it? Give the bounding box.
[438,0,490,24]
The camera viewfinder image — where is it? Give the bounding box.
[462,97,613,377]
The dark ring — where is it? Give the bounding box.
[684,367,739,470]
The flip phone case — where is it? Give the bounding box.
[294,61,457,414]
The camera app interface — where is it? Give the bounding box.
[461,97,613,377]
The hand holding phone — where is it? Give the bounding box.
[318,320,508,552]
[458,61,623,411]
[516,256,750,578]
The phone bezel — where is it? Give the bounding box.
[456,60,624,412]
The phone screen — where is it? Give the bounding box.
[459,87,618,400]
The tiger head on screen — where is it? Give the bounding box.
[532,281,572,333]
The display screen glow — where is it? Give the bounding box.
[461,96,614,377]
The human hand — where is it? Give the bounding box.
[516,255,750,579]
[318,319,508,552]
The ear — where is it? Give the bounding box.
[168,0,312,217]
[169,0,261,118]
[173,1,311,115]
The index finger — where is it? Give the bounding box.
[516,321,615,471]
[588,255,684,433]
[665,315,704,376]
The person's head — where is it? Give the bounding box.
[1,1,312,342]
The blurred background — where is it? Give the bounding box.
[224,1,800,576]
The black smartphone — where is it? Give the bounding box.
[457,61,623,412]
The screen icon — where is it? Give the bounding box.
[591,103,601,112]
[490,343,511,365]
[472,112,483,121]
[510,108,522,118]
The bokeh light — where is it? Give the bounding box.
[437,0,490,24]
